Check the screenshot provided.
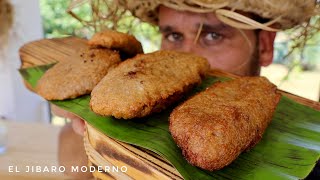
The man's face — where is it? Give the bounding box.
[158,6,261,76]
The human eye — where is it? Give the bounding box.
[164,32,184,43]
[201,32,223,45]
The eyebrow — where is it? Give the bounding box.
[199,23,233,33]
[159,26,174,33]
[159,23,233,34]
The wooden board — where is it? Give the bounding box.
[19,37,320,179]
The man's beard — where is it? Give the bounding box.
[232,31,261,76]
[248,45,261,76]
[232,46,260,76]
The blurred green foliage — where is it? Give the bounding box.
[40,0,93,38]
[274,16,320,71]
[39,0,161,52]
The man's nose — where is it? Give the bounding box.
[180,39,197,54]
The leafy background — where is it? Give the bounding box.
[39,0,161,53]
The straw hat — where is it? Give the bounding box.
[68,0,320,31]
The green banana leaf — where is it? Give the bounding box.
[19,65,320,180]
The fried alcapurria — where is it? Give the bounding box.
[88,30,143,58]
[169,77,281,171]
[90,50,210,119]
[36,48,121,100]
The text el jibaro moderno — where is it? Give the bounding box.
[8,165,128,173]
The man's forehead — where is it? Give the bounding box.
[158,6,234,32]
[158,5,220,21]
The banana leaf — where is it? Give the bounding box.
[19,65,320,180]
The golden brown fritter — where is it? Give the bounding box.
[36,48,121,100]
[169,77,281,171]
[88,30,143,58]
[90,50,210,119]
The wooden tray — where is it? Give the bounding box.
[19,37,320,179]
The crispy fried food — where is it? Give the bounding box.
[88,30,143,58]
[36,48,121,100]
[169,77,281,171]
[90,50,210,119]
